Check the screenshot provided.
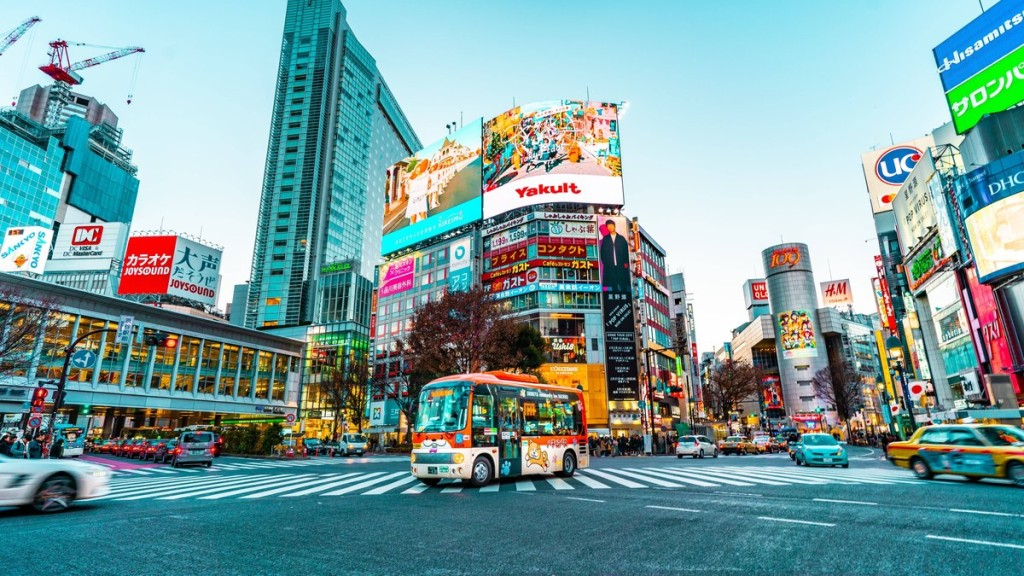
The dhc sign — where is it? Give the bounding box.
[875,146,923,186]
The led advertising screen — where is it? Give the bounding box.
[378,256,415,299]
[776,310,818,360]
[934,1,1024,133]
[860,135,934,215]
[966,190,1024,282]
[382,118,483,255]
[596,215,640,400]
[482,101,623,219]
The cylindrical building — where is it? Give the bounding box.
[761,243,828,420]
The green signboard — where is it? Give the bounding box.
[320,261,353,275]
[945,43,1024,134]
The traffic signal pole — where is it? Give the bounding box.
[46,328,120,441]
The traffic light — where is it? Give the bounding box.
[815,406,824,414]
[144,333,179,349]
[52,390,66,407]
[81,405,91,416]
[31,385,48,410]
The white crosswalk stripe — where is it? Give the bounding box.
[104,455,409,477]
[93,464,921,501]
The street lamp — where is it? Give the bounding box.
[885,336,917,436]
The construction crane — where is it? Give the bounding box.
[39,39,144,86]
[0,16,41,56]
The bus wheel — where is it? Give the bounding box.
[556,451,577,478]
[469,456,493,488]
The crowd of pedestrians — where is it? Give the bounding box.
[588,433,678,457]
[0,431,60,459]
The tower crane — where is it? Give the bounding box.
[39,39,145,86]
[0,16,41,56]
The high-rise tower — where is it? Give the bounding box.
[246,0,420,335]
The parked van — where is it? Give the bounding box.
[172,431,215,468]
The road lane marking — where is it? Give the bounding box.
[714,491,763,497]
[567,497,605,503]
[570,474,611,489]
[927,535,1024,550]
[514,480,536,491]
[320,472,409,496]
[579,469,645,488]
[758,516,835,527]
[285,472,388,497]
[949,509,1024,518]
[101,475,266,501]
[813,498,878,506]
[159,475,302,500]
[479,483,500,493]
[544,477,575,490]
[647,505,702,513]
[693,469,789,486]
[199,474,321,499]
[242,473,361,498]
[363,475,420,495]
[654,467,754,487]
[604,468,690,488]
[441,483,464,493]
[402,482,433,495]
[627,467,718,487]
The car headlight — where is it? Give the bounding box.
[87,469,110,478]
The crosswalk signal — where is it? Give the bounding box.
[144,333,179,349]
[31,385,48,410]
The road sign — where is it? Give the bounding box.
[116,315,135,344]
[30,404,43,414]
[890,403,901,415]
[28,416,41,428]
[285,413,296,423]
[70,349,98,369]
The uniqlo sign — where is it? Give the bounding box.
[118,236,177,296]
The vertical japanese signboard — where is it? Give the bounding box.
[378,257,416,298]
[597,215,639,400]
[874,255,898,336]
[448,236,472,292]
[166,237,222,305]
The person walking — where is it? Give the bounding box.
[27,435,43,459]
[10,436,28,458]
[0,433,12,456]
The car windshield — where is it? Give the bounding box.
[681,436,696,442]
[977,426,1024,446]
[726,437,743,442]
[802,435,838,446]
[754,437,769,444]
[305,439,321,445]
[348,435,367,443]
[415,383,470,433]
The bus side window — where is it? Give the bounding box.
[471,388,496,447]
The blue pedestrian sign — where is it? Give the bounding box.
[70,349,98,369]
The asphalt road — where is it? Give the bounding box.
[4,447,1024,575]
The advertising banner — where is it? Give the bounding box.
[166,236,222,306]
[547,219,598,239]
[961,154,1024,282]
[596,214,639,400]
[537,242,587,258]
[891,153,938,255]
[485,225,528,251]
[487,246,528,270]
[776,310,818,360]
[874,255,899,336]
[482,101,623,219]
[47,222,129,273]
[448,237,472,292]
[934,1,1024,92]
[820,279,853,307]
[378,257,415,299]
[744,279,768,309]
[860,136,934,215]
[537,364,608,425]
[762,376,784,410]
[117,235,177,295]
[0,226,52,274]
[907,237,952,292]
[964,266,1021,392]
[382,118,483,255]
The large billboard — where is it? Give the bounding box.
[378,256,415,299]
[961,152,1024,282]
[743,279,769,309]
[934,1,1024,133]
[860,135,934,214]
[776,310,818,360]
[891,152,938,255]
[597,215,640,401]
[482,101,623,219]
[382,118,483,255]
[820,279,853,307]
[118,235,222,305]
[0,226,52,274]
[46,222,129,273]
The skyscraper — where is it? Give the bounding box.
[246,0,420,338]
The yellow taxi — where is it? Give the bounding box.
[886,424,1024,486]
[719,436,757,456]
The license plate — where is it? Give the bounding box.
[190,450,203,455]
[439,466,450,473]
[427,466,438,474]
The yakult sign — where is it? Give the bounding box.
[861,135,934,215]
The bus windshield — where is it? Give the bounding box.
[415,383,470,433]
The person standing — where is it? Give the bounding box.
[10,436,28,458]
[599,220,631,293]
[0,433,12,456]
[28,435,43,459]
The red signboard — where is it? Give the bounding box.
[964,267,1021,393]
[488,247,527,269]
[483,258,596,281]
[117,236,177,295]
[874,255,898,336]
[751,281,768,301]
[537,242,586,258]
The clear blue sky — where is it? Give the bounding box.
[0,0,990,353]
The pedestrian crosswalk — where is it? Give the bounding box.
[104,456,410,477]
[95,464,921,502]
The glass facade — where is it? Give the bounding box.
[0,110,64,231]
[247,0,419,330]
[60,116,139,224]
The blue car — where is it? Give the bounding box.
[793,433,849,468]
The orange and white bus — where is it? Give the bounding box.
[411,371,588,487]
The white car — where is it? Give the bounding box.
[0,455,111,513]
[675,435,719,459]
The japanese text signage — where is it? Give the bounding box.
[597,215,639,400]
[117,235,178,296]
[874,255,899,336]
[379,257,415,298]
[906,238,951,292]
[891,152,939,255]
[167,237,222,305]
[448,237,472,292]
[934,1,1024,133]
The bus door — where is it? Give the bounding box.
[497,390,522,478]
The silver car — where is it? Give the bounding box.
[171,431,215,468]
[340,433,368,457]
[675,435,719,459]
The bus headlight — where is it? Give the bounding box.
[410,453,416,463]
[453,453,464,464]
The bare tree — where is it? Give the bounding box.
[0,282,63,380]
[703,359,764,420]
[812,360,863,437]
[321,358,371,439]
